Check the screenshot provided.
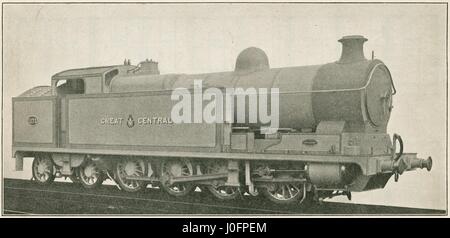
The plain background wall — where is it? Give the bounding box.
[1,3,447,210]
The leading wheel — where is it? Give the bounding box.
[115,157,147,192]
[77,159,105,189]
[262,182,303,205]
[160,159,194,197]
[32,154,55,185]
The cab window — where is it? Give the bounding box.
[56,79,85,95]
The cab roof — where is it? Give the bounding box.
[51,65,119,80]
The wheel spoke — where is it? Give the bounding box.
[78,160,104,187]
[203,162,240,200]
[115,158,147,191]
[161,160,193,196]
[263,182,304,204]
[276,185,283,196]
[33,155,55,184]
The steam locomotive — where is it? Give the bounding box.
[12,35,432,204]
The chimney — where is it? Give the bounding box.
[338,35,368,64]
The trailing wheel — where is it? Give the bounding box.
[115,157,147,192]
[160,159,194,197]
[204,161,240,200]
[32,154,55,185]
[77,159,105,189]
[262,181,304,205]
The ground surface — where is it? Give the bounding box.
[2,178,446,215]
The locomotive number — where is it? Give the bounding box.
[27,116,38,125]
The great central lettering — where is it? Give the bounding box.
[100,117,124,125]
[100,116,173,126]
[138,117,174,125]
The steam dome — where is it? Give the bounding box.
[235,47,270,72]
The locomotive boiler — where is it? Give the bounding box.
[12,35,432,204]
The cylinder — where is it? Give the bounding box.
[307,163,344,187]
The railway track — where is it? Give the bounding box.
[2,178,446,215]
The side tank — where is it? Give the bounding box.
[110,35,394,133]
